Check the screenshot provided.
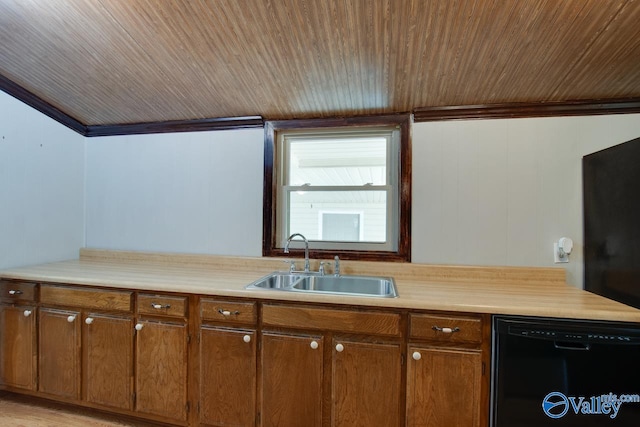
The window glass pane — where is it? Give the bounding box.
[288,191,387,243]
[286,137,387,186]
[322,213,361,241]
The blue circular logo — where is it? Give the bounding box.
[542,392,569,419]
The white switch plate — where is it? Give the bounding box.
[554,243,569,263]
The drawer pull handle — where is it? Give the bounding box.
[23,310,32,317]
[310,340,319,350]
[412,351,422,361]
[67,315,76,323]
[335,343,344,352]
[218,308,240,316]
[151,303,171,310]
[432,326,460,334]
[135,323,144,331]
[85,317,94,325]
[243,334,251,343]
[8,290,23,295]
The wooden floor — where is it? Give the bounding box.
[0,392,161,427]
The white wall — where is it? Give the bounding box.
[412,114,640,287]
[82,114,640,287]
[84,129,264,256]
[4,84,637,286]
[0,91,85,269]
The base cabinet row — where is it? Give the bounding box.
[199,303,488,427]
[37,309,189,424]
[0,281,190,426]
[1,282,489,427]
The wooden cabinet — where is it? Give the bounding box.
[261,303,403,427]
[199,298,257,427]
[261,332,324,426]
[38,307,82,399]
[0,279,38,391]
[83,312,134,410]
[0,304,37,390]
[331,339,402,427]
[0,277,493,427]
[38,284,134,406]
[407,346,482,427]
[406,312,489,427]
[135,293,189,423]
[200,327,256,427]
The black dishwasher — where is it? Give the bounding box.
[491,316,640,426]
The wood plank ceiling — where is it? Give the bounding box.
[0,0,639,127]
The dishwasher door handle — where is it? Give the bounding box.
[554,341,591,351]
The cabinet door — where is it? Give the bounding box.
[407,346,482,427]
[200,326,256,426]
[135,320,188,422]
[83,313,134,410]
[38,308,81,399]
[260,332,324,427]
[0,304,37,390]
[331,339,402,427]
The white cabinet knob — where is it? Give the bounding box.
[310,340,319,350]
[135,323,144,331]
[23,310,32,317]
[335,343,344,352]
[9,290,23,295]
[67,315,76,323]
[412,351,422,361]
[85,317,94,325]
[243,334,251,343]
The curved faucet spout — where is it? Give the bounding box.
[284,233,310,272]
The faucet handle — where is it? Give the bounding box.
[283,260,296,272]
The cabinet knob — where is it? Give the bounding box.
[243,334,251,343]
[85,317,94,325]
[310,340,319,350]
[135,323,144,331]
[412,351,422,361]
[151,303,171,310]
[335,343,344,352]
[8,289,23,295]
[23,310,32,317]
[67,315,76,323]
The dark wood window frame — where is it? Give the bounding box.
[263,114,411,262]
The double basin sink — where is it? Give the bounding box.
[246,271,398,298]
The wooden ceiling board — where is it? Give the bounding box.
[554,0,640,99]
[0,0,639,127]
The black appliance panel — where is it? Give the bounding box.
[492,316,640,427]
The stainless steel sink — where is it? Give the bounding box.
[247,272,307,289]
[246,272,398,298]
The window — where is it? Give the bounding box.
[263,115,411,262]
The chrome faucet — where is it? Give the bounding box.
[334,255,340,277]
[284,233,310,273]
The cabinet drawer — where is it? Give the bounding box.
[137,294,187,318]
[40,285,132,312]
[410,313,482,344]
[263,304,401,337]
[201,298,257,325]
[0,280,37,302]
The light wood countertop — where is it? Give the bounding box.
[1,249,639,323]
